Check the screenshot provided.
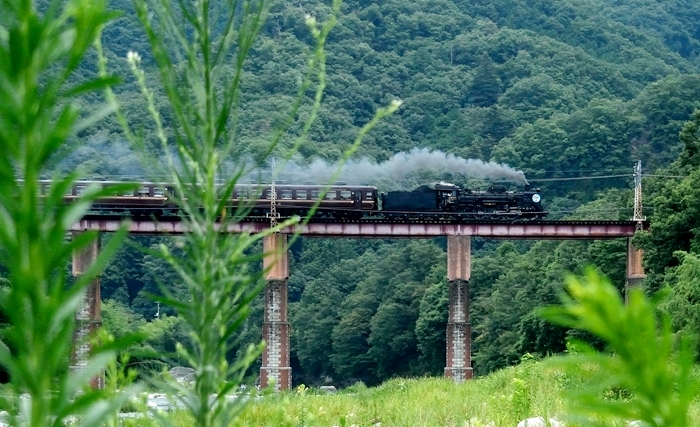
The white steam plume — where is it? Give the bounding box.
[271,148,528,186]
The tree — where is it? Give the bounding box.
[331,290,378,383]
[293,259,365,383]
[368,300,420,379]
[101,299,146,342]
[467,53,502,107]
[414,266,448,376]
[637,169,700,289]
[659,251,700,338]
[679,109,700,170]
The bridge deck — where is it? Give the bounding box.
[71,217,641,238]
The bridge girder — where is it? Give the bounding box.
[71,218,641,239]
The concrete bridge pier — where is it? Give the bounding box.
[71,232,103,389]
[626,238,646,304]
[260,234,291,390]
[445,235,473,382]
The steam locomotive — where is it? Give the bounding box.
[52,180,547,220]
[380,182,546,219]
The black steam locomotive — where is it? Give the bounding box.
[53,180,547,220]
[380,182,546,219]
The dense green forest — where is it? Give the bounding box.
[27,0,700,386]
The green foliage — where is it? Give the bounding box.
[470,233,627,375]
[679,109,700,170]
[632,76,700,167]
[635,104,700,295]
[658,251,700,337]
[60,0,699,177]
[293,240,446,385]
[103,337,139,427]
[493,99,644,198]
[0,0,137,424]
[637,168,700,289]
[467,53,502,107]
[214,358,685,426]
[414,268,448,375]
[601,0,700,59]
[102,299,146,341]
[540,269,699,426]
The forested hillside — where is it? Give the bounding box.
[83,0,700,179]
[53,0,700,385]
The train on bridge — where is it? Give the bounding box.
[50,180,548,220]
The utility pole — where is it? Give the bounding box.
[632,160,645,231]
[267,158,280,229]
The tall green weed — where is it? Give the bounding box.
[541,268,700,426]
[0,0,137,425]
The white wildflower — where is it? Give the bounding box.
[127,51,142,65]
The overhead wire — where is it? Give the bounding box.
[527,173,689,183]
[528,174,630,182]
[522,168,630,174]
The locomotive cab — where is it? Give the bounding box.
[486,184,507,194]
[435,182,459,210]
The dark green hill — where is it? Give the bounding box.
[89,0,699,188]
[601,0,700,60]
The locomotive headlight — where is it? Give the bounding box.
[532,194,541,203]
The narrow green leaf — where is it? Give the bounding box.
[72,225,129,291]
[73,102,118,134]
[62,75,120,98]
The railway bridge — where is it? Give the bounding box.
[70,216,645,390]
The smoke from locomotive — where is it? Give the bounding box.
[265,148,528,186]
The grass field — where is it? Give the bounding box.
[151,357,700,427]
